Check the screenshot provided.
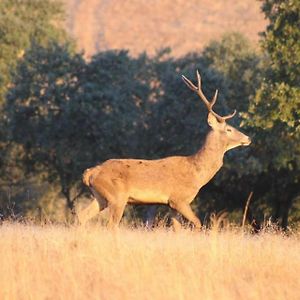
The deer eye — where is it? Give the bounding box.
[226,128,232,132]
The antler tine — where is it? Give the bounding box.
[182,71,238,123]
[196,70,217,112]
[196,70,202,92]
[194,70,211,108]
[182,71,225,122]
[182,72,210,108]
[211,89,218,108]
[222,109,237,121]
[181,75,198,93]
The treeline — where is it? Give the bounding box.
[0,0,299,228]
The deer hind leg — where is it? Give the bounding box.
[77,198,100,226]
[170,201,202,230]
[91,187,108,212]
[77,189,108,226]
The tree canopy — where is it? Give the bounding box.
[246,0,300,227]
[0,0,69,105]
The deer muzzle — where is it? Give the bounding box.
[241,136,251,146]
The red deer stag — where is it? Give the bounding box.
[78,70,251,229]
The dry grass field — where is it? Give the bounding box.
[1,223,300,300]
[64,0,267,58]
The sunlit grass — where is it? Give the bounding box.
[0,223,299,300]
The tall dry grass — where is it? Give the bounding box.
[0,223,299,300]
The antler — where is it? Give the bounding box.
[182,70,236,123]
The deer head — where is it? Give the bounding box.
[182,70,251,151]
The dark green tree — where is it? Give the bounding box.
[0,0,72,219]
[4,48,155,215]
[246,0,300,228]
[79,50,153,161]
[5,43,85,213]
[0,0,68,105]
[202,32,263,112]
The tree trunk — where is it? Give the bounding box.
[62,187,76,223]
[281,184,298,230]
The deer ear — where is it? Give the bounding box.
[207,112,219,128]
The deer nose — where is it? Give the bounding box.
[241,136,251,146]
[244,136,251,145]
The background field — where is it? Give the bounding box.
[1,223,300,300]
[64,0,267,58]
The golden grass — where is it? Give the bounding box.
[1,223,300,300]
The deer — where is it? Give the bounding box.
[77,70,251,229]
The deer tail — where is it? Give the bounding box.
[82,167,95,187]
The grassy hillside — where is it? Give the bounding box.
[64,0,267,58]
[1,224,299,299]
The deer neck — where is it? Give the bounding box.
[190,130,227,178]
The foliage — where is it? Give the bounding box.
[0,0,68,105]
[79,50,153,160]
[245,0,300,227]
[0,0,72,217]
[5,43,85,211]
[4,45,156,212]
[202,32,263,112]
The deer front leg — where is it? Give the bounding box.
[107,201,127,229]
[169,201,202,230]
[170,209,183,232]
